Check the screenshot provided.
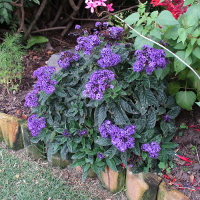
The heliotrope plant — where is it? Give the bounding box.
[25,23,180,180]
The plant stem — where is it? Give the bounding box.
[113,14,200,81]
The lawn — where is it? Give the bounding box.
[0,148,91,200]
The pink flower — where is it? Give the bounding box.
[85,1,98,13]
[95,0,107,6]
[106,3,114,11]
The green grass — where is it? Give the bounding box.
[0,148,90,200]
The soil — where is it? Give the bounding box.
[0,31,200,200]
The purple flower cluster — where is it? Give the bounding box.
[57,51,80,69]
[141,141,161,159]
[82,70,115,101]
[107,27,124,40]
[62,129,70,138]
[133,45,166,74]
[97,152,105,159]
[164,115,170,122]
[97,47,121,69]
[24,90,39,108]
[75,24,81,30]
[99,120,136,152]
[77,129,88,136]
[27,114,46,136]
[75,35,100,55]
[33,66,57,95]
[25,66,57,108]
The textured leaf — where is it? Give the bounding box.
[97,103,107,128]
[120,98,137,114]
[145,90,158,106]
[154,66,170,80]
[132,140,141,156]
[121,151,128,167]
[112,103,130,125]
[176,91,196,111]
[95,137,111,146]
[60,144,68,160]
[104,146,117,159]
[167,106,181,119]
[147,108,156,129]
[106,158,117,172]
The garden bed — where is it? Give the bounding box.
[0,20,200,200]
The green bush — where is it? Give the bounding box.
[26,24,180,180]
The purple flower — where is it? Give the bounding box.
[57,51,80,69]
[103,22,109,27]
[95,22,102,27]
[32,66,57,95]
[97,152,105,159]
[83,70,115,101]
[141,141,161,159]
[97,47,121,69]
[75,35,100,55]
[164,115,170,122]
[24,90,39,108]
[99,121,136,152]
[75,24,81,29]
[62,129,70,138]
[133,45,167,75]
[107,27,124,40]
[77,129,88,136]
[27,114,46,137]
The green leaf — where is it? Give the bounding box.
[95,137,111,146]
[121,151,128,167]
[158,162,167,169]
[104,146,117,159]
[177,28,187,44]
[183,0,194,6]
[72,152,85,160]
[174,51,192,74]
[168,81,181,96]
[124,12,140,25]
[32,0,40,4]
[156,10,179,26]
[145,89,158,106]
[187,70,200,91]
[97,103,107,128]
[176,91,196,111]
[134,36,153,50]
[150,28,161,39]
[120,98,137,114]
[71,159,85,168]
[60,144,68,160]
[154,66,170,80]
[147,108,156,129]
[167,106,181,119]
[150,11,158,19]
[112,103,130,125]
[192,47,200,59]
[25,36,49,49]
[106,158,117,172]
[162,142,178,149]
[132,140,141,156]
